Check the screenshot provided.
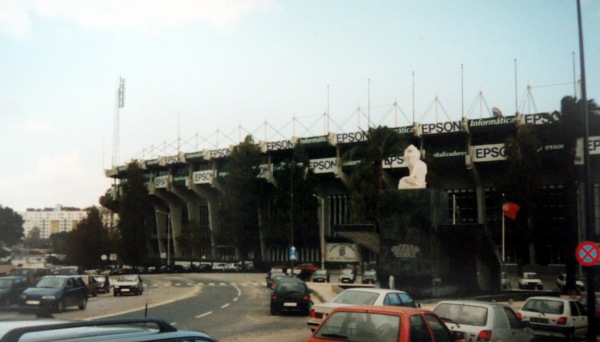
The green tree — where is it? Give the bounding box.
[117,162,153,265]
[64,207,110,269]
[343,126,406,224]
[269,143,318,249]
[217,136,263,261]
[0,206,24,246]
[498,124,543,265]
[49,232,69,255]
[23,227,48,249]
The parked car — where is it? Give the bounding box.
[556,273,585,293]
[270,277,311,316]
[0,276,29,306]
[93,274,111,293]
[577,293,600,327]
[362,268,377,284]
[79,274,99,297]
[339,268,356,283]
[312,269,330,283]
[113,274,144,296]
[308,288,418,331]
[518,296,587,341]
[19,275,87,312]
[433,300,535,341]
[518,272,543,290]
[309,305,464,342]
[266,269,287,288]
[7,267,52,285]
[0,314,217,342]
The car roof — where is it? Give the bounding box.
[525,296,572,301]
[338,288,408,295]
[0,317,216,342]
[0,276,27,280]
[329,305,431,316]
[434,300,510,308]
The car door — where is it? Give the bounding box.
[63,278,78,306]
[570,300,588,337]
[503,306,532,342]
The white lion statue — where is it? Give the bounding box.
[398,144,427,189]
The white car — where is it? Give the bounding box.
[113,274,144,296]
[307,288,417,331]
[338,268,355,283]
[556,273,584,292]
[518,296,587,341]
[518,272,543,290]
[433,300,535,342]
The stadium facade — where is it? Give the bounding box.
[104,112,600,270]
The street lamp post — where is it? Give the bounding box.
[314,194,326,269]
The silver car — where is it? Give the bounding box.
[434,300,535,342]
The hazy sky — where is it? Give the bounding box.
[0,0,598,212]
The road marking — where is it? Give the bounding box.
[233,297,238,302]
[196,311,213,318]
[221,303,230,309]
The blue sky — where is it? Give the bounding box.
[0,0,598,212]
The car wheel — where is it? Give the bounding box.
[270,306,278,315]
[79,297,87,310]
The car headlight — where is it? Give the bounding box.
[42,295,56,300]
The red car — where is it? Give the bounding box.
[309,305,464,342]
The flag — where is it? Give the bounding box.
[503,202,520,220]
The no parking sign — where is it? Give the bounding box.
[575,241,600,267]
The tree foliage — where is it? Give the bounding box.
[217,136,263,260]
[343,126,406,224]
[0,206,24,246]
[498,124,543,264]
[64,207,110,269]
[117,162,153,265]
[269,143,318,247]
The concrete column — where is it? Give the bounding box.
[190,184,220,260]
[153,189,183,260]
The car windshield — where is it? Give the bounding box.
[119,275,138,282]
[341,269,353,275]
[315,311,400,341]
[0,279,14,288]
[526,273,538,279]
[315,270,327,275]
[522,299,564,314]
[434,303,488,326]
[276,282,306,293]
[36,277,65,288]
[94,276,106,282]
[332,291,379,305]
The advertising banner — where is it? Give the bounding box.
[192,170,213,184]
[326,243,360,262]
[309,157,337,174]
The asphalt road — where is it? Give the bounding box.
[56,272,314,342]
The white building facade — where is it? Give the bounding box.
[19,205,89,239]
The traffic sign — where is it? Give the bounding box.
[575,241,600,267]
[289,246,297,261]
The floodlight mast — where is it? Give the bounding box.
[112,77,125,167]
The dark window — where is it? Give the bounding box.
[503,307,524,329]
[425,314,451,342]
[409,315,433,342]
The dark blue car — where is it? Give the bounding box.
[19,275,87,312]
[0,276,29,306]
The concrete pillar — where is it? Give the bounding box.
[190,184,220,260]
[153,189,183,260]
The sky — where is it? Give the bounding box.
[0,0,598,213]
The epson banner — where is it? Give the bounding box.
[382,155,407,169]
[309,157,337,174]
[335,131,367,144]
[260,140,294,152]
[419,120,463,135]
[154,175,170,189]
[575,136,600,164]
[203,148,230,160]
[471,144,506,162]
[192,170,213,184]
[522,112,560,125]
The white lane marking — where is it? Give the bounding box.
[221,303,230,309]
[196,311,213,318]
[233,297,238,302]
[233,284,242,297]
